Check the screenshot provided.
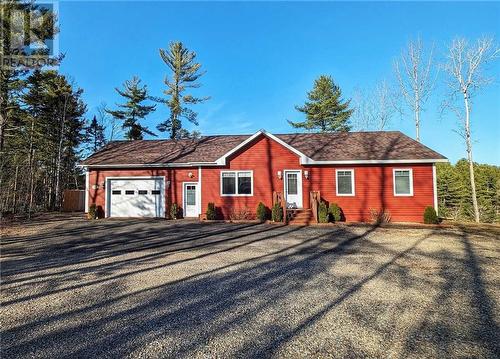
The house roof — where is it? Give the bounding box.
[81,130,447,167]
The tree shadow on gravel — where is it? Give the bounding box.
[1,223,499,358]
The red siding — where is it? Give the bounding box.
[88,134,436,223]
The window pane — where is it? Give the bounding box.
[395,171,411,194]
[287,173,298,195]
[125,190,135,195]
[151,190,161,195]
[222,173,236,194]
[112,190,121,195]
[238,172,252,195]
[186,187,196,205]
[138,190,148,195]
[337,171,353,194]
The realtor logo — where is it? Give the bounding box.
[1,1,59,69]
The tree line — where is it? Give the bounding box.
[0,0,497,222]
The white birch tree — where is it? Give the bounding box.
[394,37,436,141]
[443,36,499,223]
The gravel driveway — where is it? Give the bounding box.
[1,218,499,358]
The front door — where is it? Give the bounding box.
[284,170,302,208]
[183,183,198,217]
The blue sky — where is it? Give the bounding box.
[58,1,500,165]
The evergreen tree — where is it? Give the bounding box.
[85,115,106,153]
[106,77,156,140]
[289,75,353,132]
[156,41,209,139]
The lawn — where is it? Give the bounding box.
[1,217,499,358]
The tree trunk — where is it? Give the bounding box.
[55,95,68,210]
[415,98,420,142]
[464,94,480,223]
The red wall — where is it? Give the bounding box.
[88,134,436,222]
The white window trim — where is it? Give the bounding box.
[393,168,414,196]
[335,169,355,196]
[220,170,254,197]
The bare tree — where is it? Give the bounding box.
[443,36,499,223]
[96,102,121,141]
[394,37,436,141]
[352,80,398,131]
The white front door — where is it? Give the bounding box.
[183,183,198,217]
[284,170,303,208]
[108,178,165,217]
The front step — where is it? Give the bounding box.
[287,209,314,225]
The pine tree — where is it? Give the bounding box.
[106,77,156,140]
[85,115,106,153]
[289,75,353,132]
[156,41,209,139]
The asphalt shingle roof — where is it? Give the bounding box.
[81,131,446,166]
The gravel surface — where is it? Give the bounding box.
[1,218,499,358]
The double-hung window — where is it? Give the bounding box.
[221,171,253,196]
[336,169,355,196]
[393,169,413,196]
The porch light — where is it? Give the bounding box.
[277,171,282,180]
[304,170,309,179]
[166,180,171,188]
[92,184,99,190]
[188,172,194,178]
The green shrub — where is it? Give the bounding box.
[271,202,283,222]
[88,204,96,220]
[256,202,268,221]
[206,202,216,220]
[328,203,341,222]
[423,206,439,224]
[318,201,329,223]
[170,203,179,219]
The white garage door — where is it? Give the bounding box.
[108,178,165,218]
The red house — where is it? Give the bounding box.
[81,130,447,223]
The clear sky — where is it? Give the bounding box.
[58,1,500,165]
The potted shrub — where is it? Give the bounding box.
[256,202,268,222]
[271,202,283,222]
[88,204,97,220]
[318,201,329,223]
[423,206,439,224]
[328,203,342,222]
[206,202,216,220]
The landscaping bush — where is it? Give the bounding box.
[230,207,253,221]
[256,202,268,222]
[328,202,342,222]
[96,205,105,219]
[423,206,439,224]
[170,203,179,219]
[369,208,391,224]
[88,204,96,220]
[206,202,216,220]
[271,202,283,222]
[318,201,329,223]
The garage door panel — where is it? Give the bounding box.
[108,178,165,218]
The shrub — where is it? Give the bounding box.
[206,202,216,220]
[256,202,268,222]
[170,203,179,219]
[230,207,253,221]
[369,208,391,224]
[96,205,105,219]
[328,203,342,222]
[88,204,97,220]
[318,201,329,223]
[271,202,283,222]
[423,206,439,224]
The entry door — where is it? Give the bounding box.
[284,171,303,208]
[184,183,198,217]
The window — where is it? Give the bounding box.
[186,185,196,205]
[125,190,135,195]
[336,169,355,196]
[221,171,253,196]
[151,190,161,195]
[393,169,413,196]
[112,190,121,195]
[138,190,148,195]
[287,173,298,195]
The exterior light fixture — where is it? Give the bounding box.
[304,170,309,179]
[92,184,99,190]
[166,180,171,188]
[277,171,282,180]
[188,172,194,178]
